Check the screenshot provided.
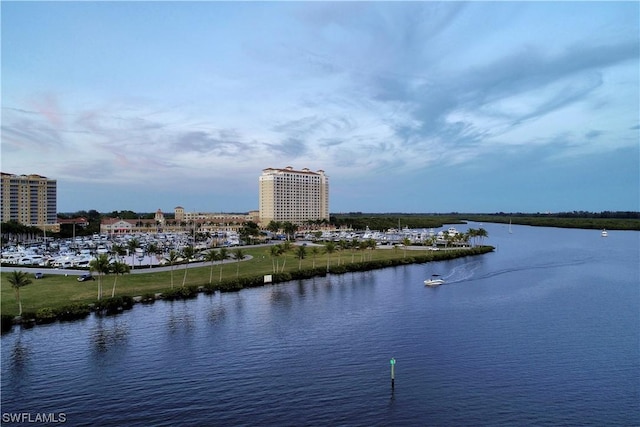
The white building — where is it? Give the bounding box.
[259,166,329,225]
[1,172,57,231]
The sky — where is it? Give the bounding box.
[2,1,639,214]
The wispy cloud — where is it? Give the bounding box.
[2,1,637,212]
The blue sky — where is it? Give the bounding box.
[2,1,638,214]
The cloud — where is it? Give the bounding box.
[1,119,66,150]
[585,130,603,140]
[265,138,308,158]
[173,130,249,156]
[2,2,638,212]
[357,38,639,168]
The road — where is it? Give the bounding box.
[1,256,253,277]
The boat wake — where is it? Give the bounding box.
[437,256,594,285]
[440,261,483,284]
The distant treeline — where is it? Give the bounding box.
[331,211,640,231]
[462,214,640,231]
[329,214,465,231]
[486,211,639,219]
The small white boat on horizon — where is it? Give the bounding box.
[601,229,608,237]
[424,275,445,287]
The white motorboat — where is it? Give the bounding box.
[601,229,608,237]
[424,275,445,286]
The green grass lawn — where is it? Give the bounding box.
[1,245,486,317]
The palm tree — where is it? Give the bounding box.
[267,221,281,235]
[357,240,367,262]
[90,254,111,300]
[232,248,245,278]
[282,221,297,241]
[350,240,358,263]
[111,243,125,261]
[7,270,31,316]
[147,242,159,267]
[217,248,229,282]
[366,238,377,261]
[296,245,307,270]
[280,241,292,272]
[402,237,411,258]
[167,250,179,289]
[324,241,336,272]
[110,261,130,297]
[127,238,140,270]
[182,245,195,286]
[269,245,282,273]
[204,250,218,285]
[311,247,319,268]
[458,232,470,247]
[477,228,488,246]
[445,234,454,249]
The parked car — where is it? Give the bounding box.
[34,272,44,279]
[77,274,95,282]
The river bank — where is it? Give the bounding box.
[329,213,640,231]
[462,215,640,230]
[1,245,493,332]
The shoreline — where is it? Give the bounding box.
[1,246,494,333]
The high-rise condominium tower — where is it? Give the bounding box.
[1,172,57,228]
[259,166,329,225]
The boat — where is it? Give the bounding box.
[601,229,608,237]
[424,275,445,287]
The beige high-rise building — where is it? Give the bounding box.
[259,166,329,225]
[1,172,57,229]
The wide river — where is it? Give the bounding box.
[1,222,638,426]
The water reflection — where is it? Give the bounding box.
[0,334,31,403]
[270,287,293,307]
[309,277,321,295]
[166,301,195,334]
[207,296,227,325]
[325,275,335,292]
[296,280,306,297]
[10,335,30,369]
[90,316,129,354]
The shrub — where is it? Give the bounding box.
[57,303,91,321]
[202,283,218,294]
[239,276,267,288]
[120,295,134,309]
[218,280,244,293]
[272,272,292,283]
[94,296,135,315]
[35,308,57,324]
[162,286,199,300]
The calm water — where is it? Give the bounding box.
[2,223,638,426]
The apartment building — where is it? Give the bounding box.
[1,172,57,230]
[259,166,329,225]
